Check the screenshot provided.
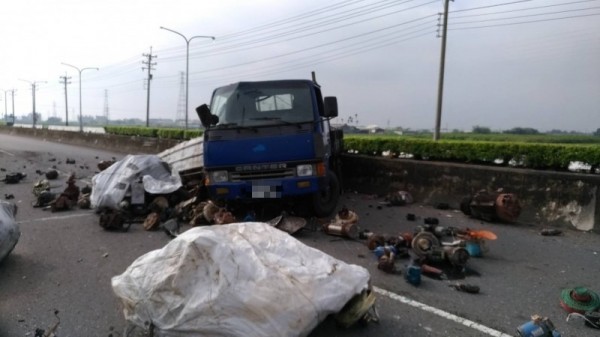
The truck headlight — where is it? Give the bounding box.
[296,164,314,177]
[209,170,229,183]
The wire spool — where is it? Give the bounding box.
[559,287,600,314]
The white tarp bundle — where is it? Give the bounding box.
[0,200,20,263]
[112,222,371,337]
[90,155,182,210]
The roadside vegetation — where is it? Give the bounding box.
[101,125,600,173]
[343,127,600,173]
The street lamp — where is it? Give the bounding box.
[19,79,46,128]
[62,62,98,132]
[160,26,214,129]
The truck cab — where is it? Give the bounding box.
[197,80,343,217]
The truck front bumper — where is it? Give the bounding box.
[208,176,322,200]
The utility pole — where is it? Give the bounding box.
[60,72,72,126]
[20,79,46,128]
[10,90,16,123]
[104,89,110,125]
[434,0,452,141]
[142,46,157,127]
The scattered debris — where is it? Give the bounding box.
[323,206,359,239]
[461,190,522,223]
[50,174,80,212]
[449,283,480,294]
[267,214,307,235]
[559,287,600,314]
[541,228,562,236]
[66,158,76,164]
[4,194,14,200]
[384,190,413,206]
[566,311,600,329]
[45,170,59,180]
[404,264,422,286]
[97,160,116,171]
[517,315,561,337]
[99,209,131,232]
[2,172,26,184]
[406,213,416,221]
[436,202,450,210]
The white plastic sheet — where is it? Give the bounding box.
[112,222,371,337]
[0,201,20,263]
[90,155,182,210]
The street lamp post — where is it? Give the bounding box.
[19,79,46,128]
[160,26,214,129]
[62,63,99,132]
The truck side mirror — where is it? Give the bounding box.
[196,104,218,127]
[323,97,338,118]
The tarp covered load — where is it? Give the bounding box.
[90,155,182,210]
[0,200,20,263]
[112,222,371,337]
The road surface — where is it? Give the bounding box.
[0,133,598,337]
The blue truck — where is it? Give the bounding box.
[196,79,343,217]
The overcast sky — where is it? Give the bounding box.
[0,0,598,132]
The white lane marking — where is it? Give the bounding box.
[0,149,15,156]
[373,286,513,337]
[17,212,93,224]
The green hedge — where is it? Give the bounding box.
[344,136,600,171]
[104,126,202,140]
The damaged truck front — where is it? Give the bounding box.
[196,80,343,216]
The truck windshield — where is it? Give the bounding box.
[210,82,315,128]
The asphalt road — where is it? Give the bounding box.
[1,133,599,337]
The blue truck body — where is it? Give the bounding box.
[197,79,343,216]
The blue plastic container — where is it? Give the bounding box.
[405,265,421,286]
[466,241,482,257]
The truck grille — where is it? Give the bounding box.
[229,168,296,182]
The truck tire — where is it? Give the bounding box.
[312,172,340,217]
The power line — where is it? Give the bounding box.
[451,0,600,19]
[449,12,600,30]
[451,6,600,25]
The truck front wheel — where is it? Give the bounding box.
[312,172,340,217]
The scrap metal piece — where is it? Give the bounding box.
[275,216,306,235]
[143,212,161,231]
[335,289,378,328]
[495,193,521,223]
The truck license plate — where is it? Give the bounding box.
[252,183,281,198]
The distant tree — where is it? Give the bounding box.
[46,117,62,124]
[472,125,491,134]
[547,129,567,134]
[503,127,539,135]
[594,128,600,136]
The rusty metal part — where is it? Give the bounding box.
[324,221,358,239]
[214,208,235,225]
[411,232,440,258]
[97,160,115,171]
[335,289,378,328]
[275,216,306,235]
[367,234,386,250]
[495,193,521,223]
[143,212,161,231]
[77,193,91,209]
[377,250,395,273]
[202,201,220,223]
[443,246,470,267]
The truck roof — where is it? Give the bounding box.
[218,79,320,89]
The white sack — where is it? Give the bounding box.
[112,222,371,337]
[90,155,182,210]
[0,201,20,263]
